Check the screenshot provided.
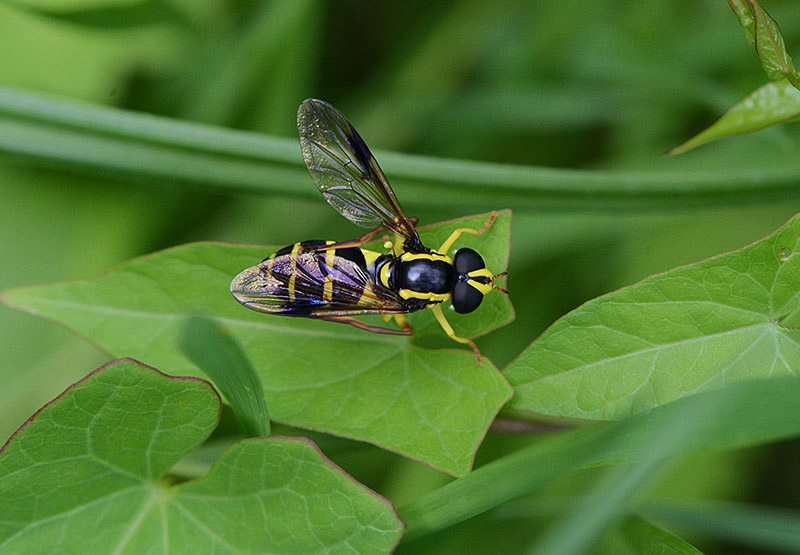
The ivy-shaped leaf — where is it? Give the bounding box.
[2,212,514,476]
[504,213,800,420]
[0,359,404,553]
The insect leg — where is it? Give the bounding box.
[393,314,413,332]
[304,226,387,252]
[381,313,414,333]
[436,211,499,254]
[430,304,482,365]
[317,315,414,335]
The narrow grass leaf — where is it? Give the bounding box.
[1,213,514,476]
[0,359,403,553]
[180,316,270,437]
[505,212,800,420]
[529,388,706,554]
[3,87,800,209]
[530,459,670,555]
[181,0,314,125]
[639,500,800,553]
[2,0,190,29]
[618,517,703,555]
[399,376,800,540]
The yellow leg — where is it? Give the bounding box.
[381,313,414,333]
[431,304,482,365]
[393,314,413,332]
[437,211,498,254]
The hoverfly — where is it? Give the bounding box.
[230,99,507,364]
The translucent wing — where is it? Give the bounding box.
[231,250,412,317]
[297,98,419,243]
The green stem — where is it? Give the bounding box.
[2,86,800,210]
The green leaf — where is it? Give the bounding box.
[525,369,717,554]
[180,316,270,437]
[504,212,800,420]
[531,458,672,555]
[639,500,800,553]
[669,1,800,154]
[400,376,800,540]
[727,0,800,88]
[2,213,514,476]
[668,80,800,155]
[618,517,703,555]
[0,358,404,553]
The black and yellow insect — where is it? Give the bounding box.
[230,99,507,362]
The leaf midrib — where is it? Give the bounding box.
[520,320,787,385]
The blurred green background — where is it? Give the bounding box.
[1,1,799,552]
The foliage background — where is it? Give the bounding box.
[1,0,799,552]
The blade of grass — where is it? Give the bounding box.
[2,0,190,28]
[618,517,703,555]
[181,0,315,126]
[529,386,706,554]
[639,500,800,553]
[399,376,800,541]
[2,87,800,210]
[180,316,270,438]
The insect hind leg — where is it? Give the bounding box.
[318,315,413,335]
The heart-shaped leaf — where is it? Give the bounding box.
[504,213,800,419]
[0,358,404,553]
[2,212,514,476]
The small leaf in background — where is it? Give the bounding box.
[1,212,514,476]
[0,359,404,553]
[727,0,800,88]
[670,1,800,154]
[668,80,800,155]
[180,316,270,437]
[504,213,800,420]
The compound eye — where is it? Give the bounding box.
[452,282,484,314]
[453,248,485,274]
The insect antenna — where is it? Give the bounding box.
[493,271,509,295]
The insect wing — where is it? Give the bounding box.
[231,250,407,316]
[298,99,419,241]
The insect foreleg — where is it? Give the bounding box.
[436,211,499,254]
